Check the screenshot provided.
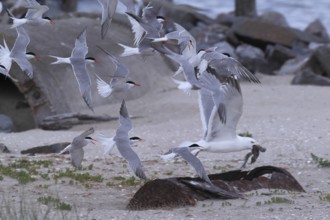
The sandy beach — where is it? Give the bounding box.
[1,74,330,219]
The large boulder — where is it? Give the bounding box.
[0,13,174,129]
[291,69,330,86]
[0,114,14,133]
[232,18,326,49]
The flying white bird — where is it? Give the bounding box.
[0,26,36,79]
[58,128,97,168]
[6,0,52,28]
[97,0,118,39]
[49,28,97,111]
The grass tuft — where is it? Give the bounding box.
[311,153,330,167]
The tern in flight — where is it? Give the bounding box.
[171,144,212,184]
[49,28,97,111]
[59,128,97,168]
[95,46,140,98]
[0,26,36,79]
[97,0,118,39]
[7,0,52,28]
[119,3,165,56]
[109,100,147,180]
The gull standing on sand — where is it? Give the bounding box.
[97,0,118,39]
[49,28,97,111]
[110,100,147,180]
[6,0,52,28]
[95,46,140,98]
[0,26,36,79]
[59,128,97,168]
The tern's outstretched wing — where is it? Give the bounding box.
[11,27,33,78]
[114,100,147,180]
[97,0,118,39]
[70,29,93,111]
[172,147,211,184]
[206,85,243,141]
[97,46,129,78]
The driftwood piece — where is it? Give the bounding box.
[39,113,118,130]
[127,166,305,210]
[21,142,71,155]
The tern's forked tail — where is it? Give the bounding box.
[49,55,71,65]
[118,43,139,57]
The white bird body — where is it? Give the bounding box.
[0,27,35,78]
[196,136,255,153]
[7,0,51,28]
[49,29,96,111]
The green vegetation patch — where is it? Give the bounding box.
[311,153,330,167]
[239,132,253,137]
[320,194,330,202]
[37,196,72,211]
[0,163,35,185]
[265,197,294,205]
[0,159,54,185]
[53,168,104,184]
[107,176,144,187]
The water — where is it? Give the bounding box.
[175,0,330,31]
[49,0,330,32]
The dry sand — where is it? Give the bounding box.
[1,74,330,219]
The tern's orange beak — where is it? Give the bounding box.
[134,83,140,87]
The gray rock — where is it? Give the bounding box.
[190,23,228,51]
[0,114,14,133]
[258,11,289,27]
[291,69,330,86]
[0,14,175,129]
[236,44,271,74]
[0,143,11,153]
[274,57,310,75]
[265,44,296,70]
[312,45,330,78]
[232,18,326,49]
[213,41,237,59]
[21,142,71,155]
[304,19,330,43]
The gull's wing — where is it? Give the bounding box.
[172,147,212,184]
[70,29,93,111]
[199,72,227,124]
[206,85,243,141]
[204,52,260,84]
[97,46,129,78]
[114,100,147,179]
[198,88,215,139]
[11,27,33,78]
[97,0,118,39]
[70,147,84,168]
